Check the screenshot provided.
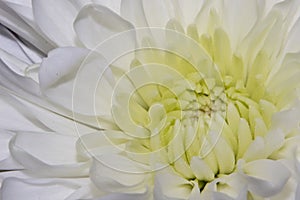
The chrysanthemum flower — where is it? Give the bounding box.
[1,0,300,199]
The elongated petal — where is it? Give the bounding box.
[0,24,42,66]
[141,0,172,28]
[32,0,81,47]
[223,0,259,49]
[154,170,192,200]
[241,159,290,197]
[0,131,23,170]
[2,0,35,28]
[1,177,91,200]
[10,131,89,177]
[0,1,53,53]
[39,47,114,120]
[74,4,134,49]
[121,0,148,27]
[90,155,147,193]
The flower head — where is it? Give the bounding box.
[1,0,300,199]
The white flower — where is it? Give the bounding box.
[1,0,300,199]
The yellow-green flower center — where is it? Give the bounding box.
[92,27,280,190]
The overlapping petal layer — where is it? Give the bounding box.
[1,0,300,200]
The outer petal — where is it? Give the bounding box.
[0,93,48,132]
[153,170,192,200]
[285,17,300,53]
[0,131,23,170]
[0,50,99,134]
[239,159,291,197]
[74,4,134,49]
[223,0,259,50]
[93,0,122,14]
[0,177,92,200]
[38,47,116,130]
[32,0,81,46]
[95,190,150,200]
[0,1,53,53]
[2,0,35,28]
[141,0,172,28]
[9,131,89,178]
[121,0,149,27]
[0,24,42,66]
[90,154,147,194]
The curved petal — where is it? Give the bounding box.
[74,4,134,49]
[141,0,172,28]
[90,155,147,194]
[2,0,35,28]
[0,24,42,66]
[121,0,148,27]
[0,177,91,200]
[32,0,81,46]
[240,159,291,197]
[0,131,23,170]
[93,0,122,14]
[39,47,114,117]
[0,1,53,53]
[0,93,48,132]
[223,0,259,50]
[9,131,89,178]
[153,170,192,200]
[95,190,150,200]
[0,49,103,134]
[188,181,201,200]
[285,17,300,53]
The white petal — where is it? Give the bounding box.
[10,131,89,177]
[39,47,114,119]
[209,130,235,174]
[121,0,148,27]
[1,177,90,200]
[95,190,150,200]
[14,95,97,135]
[0,1,53,53]
[241,159,291,197]
[13,132,78,164]
[286,15,300,53]
[273,136,300,159]
[0,59,44,107]
[38,47,89,109]
[90,155,147,194]
[190,156,214,181]
[212,192,234,200]
[242,137,266,162]
[74,4,134,49]
[32,0,80,46]
[0,54,99,134]
[0,24,42,66]
[2,0,35,28]
[0,131,23,170]
[93,0,122,14]
[154,170,192,200]
[176,0,204,27]
[271,103,300,135]
[189,181,201,200]
[296,182,300,200]
[264,0,283,15]
[269,176,298,200]
[0,94,47,132]
[0,171,29,187]
[64,181,104,200]
[223,0,259,49]
[76,131,129,160]
[141,0,172,28]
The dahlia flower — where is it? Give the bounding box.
[1,0,300,199]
